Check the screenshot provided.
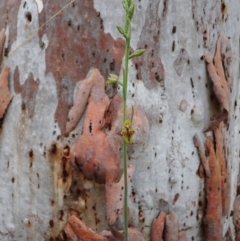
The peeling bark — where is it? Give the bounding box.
[204,136,223,241]
[150,211,166,241]
[213,122,230,216]
[163,212,179,241]
[65,215,146,241]
[0,0,239,240]
[67,216,106,241]
[204,33,231,132]
[193,134,210,177]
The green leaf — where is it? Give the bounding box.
[116,25,128,39]
[128,49,145,59]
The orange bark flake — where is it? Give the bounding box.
[213,122,230,216]
[204,33,232,132]
[65,215,146,241]
[150,211,166,241]
[67,216,106,241]
[204,136,223,241]
[67,68,121,184]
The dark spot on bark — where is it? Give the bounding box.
[89,121,92,134]
[172,26,176,33]
[40,41,45,49]
[25,12,32,23]
[49,220,54,228]
[221,1,226,15]
[58,210,64,221]
[21,103,26,110]
[172,41,175,52]
[4,47,8,57]
[49,143,57,154]
[110,59,115,71]
[163,0,167,14]
[155,72,160,81]
[29,149,33,158]
[190,78,194,88]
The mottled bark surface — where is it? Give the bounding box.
[0,0,239,240]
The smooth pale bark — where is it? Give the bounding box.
[0,0,239,240]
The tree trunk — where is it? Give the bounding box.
[0,0,239,240]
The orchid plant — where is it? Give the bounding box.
[107,0,145,240]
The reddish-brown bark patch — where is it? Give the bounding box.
[68,69,122,185]
[204,33,232,132]
[151,211,166,241]
[132,1,165,89]
[214,122,230,216]
[13,66,39,118]
[204,136,223,241]
[65,215,146,241]
[38,1,125,134]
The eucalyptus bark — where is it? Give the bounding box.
[0,0,239,240]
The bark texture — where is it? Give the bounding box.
[0,0,239,240]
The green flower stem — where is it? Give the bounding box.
[123,13,131,241]
[107,1,144,240]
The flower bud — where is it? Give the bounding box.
[106,74,119,85]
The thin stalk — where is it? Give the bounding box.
[122,16,131,241]
[107,1,144,239]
